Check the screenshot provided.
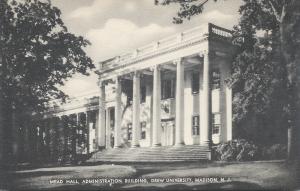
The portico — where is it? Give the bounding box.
[37,23,236,162]
[96,23,235,150]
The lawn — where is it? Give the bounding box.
[1,161,297,190]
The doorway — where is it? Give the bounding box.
[161,120,175,146]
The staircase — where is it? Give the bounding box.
[86,145,211,163]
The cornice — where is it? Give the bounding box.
[99,36,209,75]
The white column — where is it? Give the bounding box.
[114,77,122,148]
[226,83,232,141]
[132,71,141,147]
[98,81,106,148]
[152,65,161,147]
[200,53,212,147]
[175,58,185,146]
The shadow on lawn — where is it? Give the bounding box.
[1,171,73,190]
[13,171,74,179]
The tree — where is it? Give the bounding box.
[230,0,300,159]
[155,0,217,24]
[0,0,94,164]
[157,0,300,159]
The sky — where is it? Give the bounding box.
[51,0,243,97]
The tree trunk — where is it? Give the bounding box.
[279,21,298,161]
[0,94,4,164]
[1,100,15,166]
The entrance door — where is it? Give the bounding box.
[161,120,174,146]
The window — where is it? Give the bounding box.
[212,69,220,89]
[192,72,200,94]
[212,113,221,134]
[89,111,96,129]
[140,121,146,140]
[162,79,175,99]
[127,93,133,105]
[127,123,132,140]
[192,115,200,135]
[123,80,133,105]
[141,86,146,103]
[93,139,96,149]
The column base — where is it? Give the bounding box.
[131,144,140,148]
[98,146,106,151]
[174,142,185,147]
[113,145,121,149]
[200,140,212,147]
[151,143,161,147]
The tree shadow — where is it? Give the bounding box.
[12,170,73,179]
[1,170,74,190]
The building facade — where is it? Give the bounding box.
[44,23,236,159]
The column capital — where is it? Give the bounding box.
[98,79,104,87]
[198,51,206,57]
[113,76,124,83]
[199,51,215,58]
[133,70,141,77]
[149,64,161,72]
[173,57,182,65]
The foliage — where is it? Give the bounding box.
[212,139,259,161]
[261,144,287,160]
[157,0,300,147]
[212,140,287,161]
[229,0,300,145]
[0,0,94,113]
[0,0,94,162]
[155,0,218,24]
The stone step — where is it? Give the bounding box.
[94,151,207,155]
[92,155,208,160]
[86,145,210,163]
[91,156,209,160]
[95,154,208,158]
[98,149,209,153]
[93,152,208,155]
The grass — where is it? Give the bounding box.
[0,161,297,190]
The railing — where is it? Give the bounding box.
[209,23,233,39]
[100,23,233,71]
[182,26,208,41]
[47,91,100,113]
[158,35,177,49]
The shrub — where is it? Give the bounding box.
[212,139,259,161]
[261,144,287,160]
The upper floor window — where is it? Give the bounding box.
[122,80,133,105]
[141,86,146,103]
[140,121,146,140]
[192,115,200,135]
[89,111,96,129]
[127,123,132,140]
[212,69,220,90]
[192,72,200,94]
[161,79,175,99]
[212,113,221,134]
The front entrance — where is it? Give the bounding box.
[161,120,175,146]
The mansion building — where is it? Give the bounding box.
[40,23,236,162]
